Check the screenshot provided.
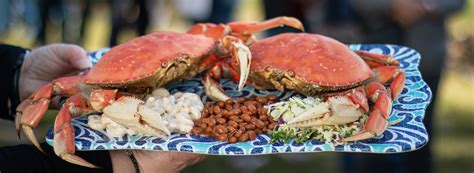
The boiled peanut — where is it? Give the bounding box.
[205,127,212,133]
[191,127,203,134]
[233,103,240,109]
[213,106,222,114]
[239,106,248,112]
[267,122,277,130]
[229,115,239,121]
[256,96,268,104]
[222,110,231,117]
[240,113,251,122]
[217,101,225,108]
[197,122,207,129]
[226,126,236,133]
[208,117,217,126]
[229,136,237,143]
[217,118,226,124]
[245,124,256,130]
[251,118,265,128]
[238,133,249,142]
[214,125,228,134]
[229,109,241,116]
[216,134,228,142]
[247,131,257,140]
[228,120,238,128]
[225,104,233,111]
[267,94,277,101]
[234,129,243,138]
[225,99,234,105]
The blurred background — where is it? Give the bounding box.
[0,0,472,172]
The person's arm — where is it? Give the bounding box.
[0,44,28,121]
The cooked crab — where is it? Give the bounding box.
[205,33,406,143]
[15,17,304,168]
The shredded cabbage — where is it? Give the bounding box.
[267,96,368,144]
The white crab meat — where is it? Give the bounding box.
[151,88,171,98]
[286,96,364,128]
[87,114,105,130]
[102,97,170,139]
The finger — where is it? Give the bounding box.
[52,44,92,70]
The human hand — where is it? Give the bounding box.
[391,0,428,27]
[111,150,206,173]
[19,44,92,101]
[135,150,206,173]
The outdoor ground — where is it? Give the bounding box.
[0,0,473,172]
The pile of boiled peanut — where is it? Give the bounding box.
[191,95,278,143]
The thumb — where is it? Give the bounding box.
[53,44,92,70]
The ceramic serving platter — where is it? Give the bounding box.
[46,44,431,154]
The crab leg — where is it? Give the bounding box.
[355,50,399,68]
[358,50,406,99]
[372,66,406,100]
[15,75,83,151]
[340,82,392,142]
[340,62,405,142]
[187,16,305,42]
[54,93,98,168]
[227,16,305,36]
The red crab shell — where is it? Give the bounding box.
[250,33,373,88]
[83,32,215,86]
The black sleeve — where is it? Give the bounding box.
[0,44,26,121]
[0,143,113,173]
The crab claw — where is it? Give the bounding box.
[340,90,392,142]
[287,96,364,128]
[286,102,330,126]
[339,109,388,142]
[366,82,387,102]
[221,36,252,91]
[232,42,252,91]
[102,97,170,138]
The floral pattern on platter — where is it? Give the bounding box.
[46,44,431,154]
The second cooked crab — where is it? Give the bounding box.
[205,33,406,143]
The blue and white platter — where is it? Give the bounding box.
[46,44,431,154]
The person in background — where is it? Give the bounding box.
[109,0,150,46]
[0,43,205,173]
